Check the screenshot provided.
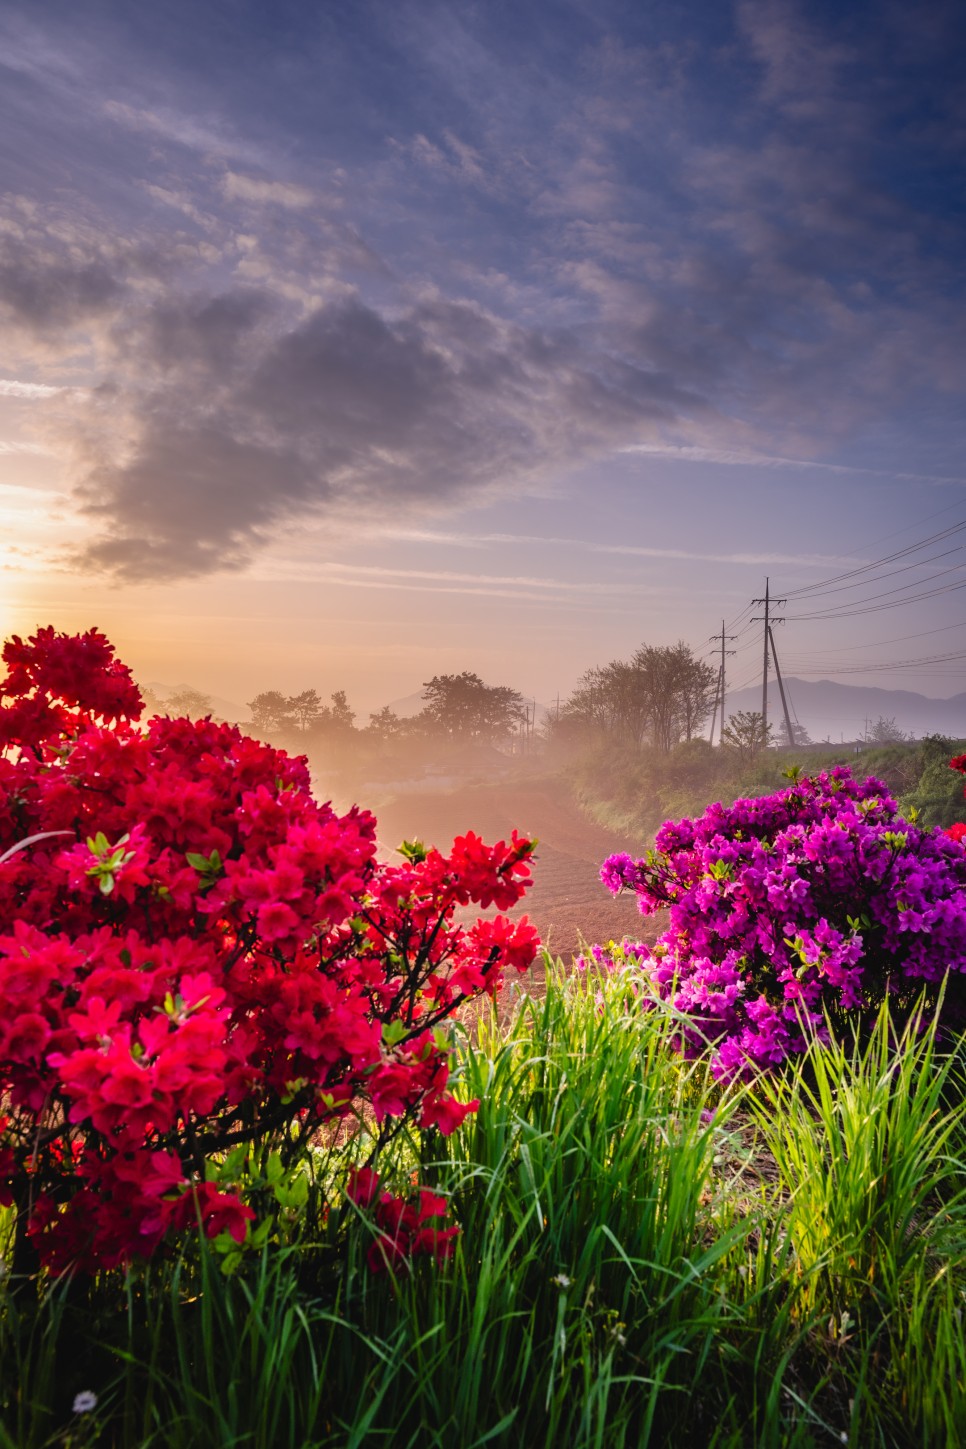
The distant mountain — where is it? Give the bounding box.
[383,691,426,719]
[725,678,966,743]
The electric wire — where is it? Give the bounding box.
[784,519,966,600]
[788,575,966,621]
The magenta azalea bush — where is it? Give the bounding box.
[0,628,539,1275]
[601,767,966,1077]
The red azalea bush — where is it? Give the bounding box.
[0,627,539,1275]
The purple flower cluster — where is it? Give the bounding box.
[599,768,966,1077]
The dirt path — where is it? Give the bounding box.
[370,776,662,963]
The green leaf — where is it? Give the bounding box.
[382,1019,408,1047]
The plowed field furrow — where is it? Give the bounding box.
[371,779,664,964]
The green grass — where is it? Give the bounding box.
[2,963,966,1446]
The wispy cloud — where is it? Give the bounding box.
[619,443,966,487]
[140,184,216,231]
[220,172,318,210]
[321,561,661,593]
[0,440,55,456]
[101,99,264,165]
[0,379,65,399]
[381,527,852,569]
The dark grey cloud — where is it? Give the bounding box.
[1,0,965,578]
[77,420,313,578]
[133,289,277,376]
[0,235,122,332]
[68,288,712,580]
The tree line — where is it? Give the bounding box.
[244,672,528,747]
[158,640,890,759]
[551,642,719,753]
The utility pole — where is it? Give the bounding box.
[708,664,723,745]
[768,626,795,746]
[751,577,786,740]
[708,621,736,745]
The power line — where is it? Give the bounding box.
[776,616,966,655]
[779,647,966,674]
[782,544,964,604]
[789,576,966,621]
[785,518,966,600]
[704,517,966,723]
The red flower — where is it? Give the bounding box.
[346,1166,381,1208]
[0,625,538,1273]
[420,1093,480,1135]
[163,1181,255,1244]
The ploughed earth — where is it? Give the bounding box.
[368,778,666,976]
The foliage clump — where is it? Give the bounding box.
[601,765,966,1076]
[0,627,538,1275]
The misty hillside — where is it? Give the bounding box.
[727,678,966,742]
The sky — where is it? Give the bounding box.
[1,0,965,722]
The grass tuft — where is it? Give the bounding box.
[2,960,965,1444]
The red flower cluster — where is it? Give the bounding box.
[0,628,539,1274]
[0,627,142,754]
[346,1167,460,1274]
[946,755,966,843]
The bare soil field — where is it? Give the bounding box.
[369,775,664,965]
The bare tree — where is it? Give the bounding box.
[866,715,908,743]
[722,710,773,759]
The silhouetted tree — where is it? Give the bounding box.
[328,690,356,732]
[420,672,525,743]
[288,689,324,731]
[633,643,717,750]
[367,706,405,743]
[558,642,716,752]
[248,691,294,735]
[165,687,214,719]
